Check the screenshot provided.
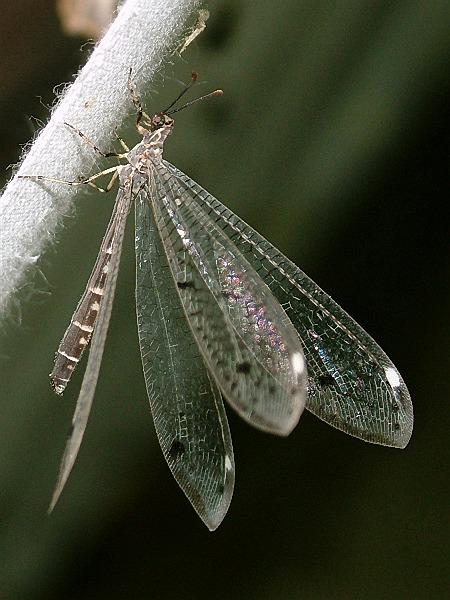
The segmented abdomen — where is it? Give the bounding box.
[50,200,120,394]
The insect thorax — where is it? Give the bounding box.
[126,124,172,173]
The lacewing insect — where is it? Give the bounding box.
[20,72,413,530]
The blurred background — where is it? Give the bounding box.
[0,1,449,598]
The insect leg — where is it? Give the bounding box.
[19,166,119,193]
[64,122,125,158]
[113,128,130,152]
[127,68,152,128]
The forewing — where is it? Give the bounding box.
[49,185,131,511]
[165,162,413,449]
[148,163,307,436]
[135,188,234,531]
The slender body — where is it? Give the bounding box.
[50,128,170,394]
[22,78,413,530]
[51,196,122,394]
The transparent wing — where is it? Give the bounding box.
[165,162,413,449]
[135,189,234,531]
[49,186,131,511]
[148,163,307,436]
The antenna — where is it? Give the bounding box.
[167,89,223,115]
[162,72,198,113]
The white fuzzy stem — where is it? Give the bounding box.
[0,0,200,315]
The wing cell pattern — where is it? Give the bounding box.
[135,189,234,530]
[147,163,307,436]
[50,183,133,511]
[166,162,413,449]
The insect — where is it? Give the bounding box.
[20,72,413,530]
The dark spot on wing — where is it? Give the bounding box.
[177,280,194,289]
[394,423,400,431]
[168,439,185,461]
[318,374,335,388]
[236,361,251,374]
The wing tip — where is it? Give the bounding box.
[394,421,414,450]
[47,483,64,515]
[196,457,236,532]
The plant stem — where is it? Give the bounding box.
[0,0,200,316]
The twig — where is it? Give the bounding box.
[0,0,201,316]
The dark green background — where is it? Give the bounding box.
[1,1,449,598]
